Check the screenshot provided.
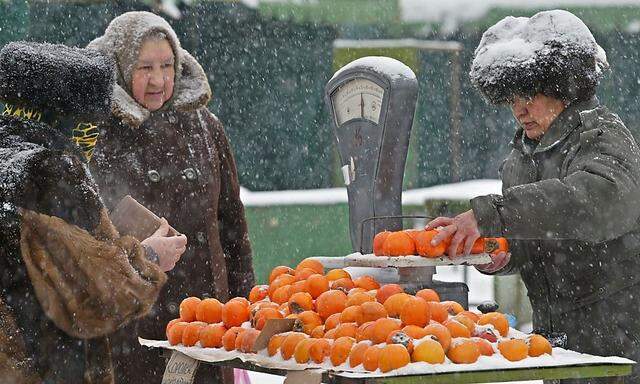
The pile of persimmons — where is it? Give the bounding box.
[165,258,551,374]
[373,229,509,258]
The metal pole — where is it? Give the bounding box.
[449,50,462,183]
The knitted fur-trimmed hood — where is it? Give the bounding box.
[470,9,609,105]
[88,11,211,127]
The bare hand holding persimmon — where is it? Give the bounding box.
[426,210,481,258]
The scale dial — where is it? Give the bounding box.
[331,78,384,126]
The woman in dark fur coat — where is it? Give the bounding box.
[88,11,255,384]
[0,42,181,384]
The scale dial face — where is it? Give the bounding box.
[331,78,384,126]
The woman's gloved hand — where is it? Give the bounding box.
[142,218,187,272]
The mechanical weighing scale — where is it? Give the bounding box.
[309,56,493,309]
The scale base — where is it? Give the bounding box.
[397,273,469,310]
[344,265,470,310]
[430,280,469,310]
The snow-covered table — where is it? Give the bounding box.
[142,338,634,383]
[307,253,492,269]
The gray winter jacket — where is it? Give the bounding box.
[472,97,640,365]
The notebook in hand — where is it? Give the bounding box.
[109,195,178,240]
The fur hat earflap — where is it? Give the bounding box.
[470,9,609,105]
[0,42,114,117]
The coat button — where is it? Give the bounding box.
[147,170,161,183]
[196,231,206,244]
[182,168,197,181]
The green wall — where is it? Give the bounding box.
[245,204,351,284]
[244,200,470,284]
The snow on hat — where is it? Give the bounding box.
[470,9,609,105]
[88,11,211,127]
[0,42,114,117]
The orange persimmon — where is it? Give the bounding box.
[412,336,445,364]
[195,298,223,324]
[376,284,404,304]
[382,231,416,256]
[269,266,294,284]
[330,336,355,366]
[316,290,348,320]
[447,338,481,364]
[373,231,392,256]
[400,296,431,327]
[498,338,528,362]
[248,285,269,303]
[309,338,332,364]
[295,258,324,275]
[415,230,447,258]
[199,323,227,348]
[222,300,250,328]
[378,344,411,373]
[179,297,201,322]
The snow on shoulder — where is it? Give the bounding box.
[331,56,416,82]
[470,9,609,104]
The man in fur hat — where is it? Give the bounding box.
[428,10,640,383]
[0,41,185,383]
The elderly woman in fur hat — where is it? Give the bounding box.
[429,10,640,383]
[0,42,176,384]
[87,11,255,384]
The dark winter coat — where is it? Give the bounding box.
[88,11,254,383]
[473,98,640,381]
[0,116,166,384]
[0,41,166,384]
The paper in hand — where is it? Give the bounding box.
[110,195,178,240]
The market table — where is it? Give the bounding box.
[143,338,634,384]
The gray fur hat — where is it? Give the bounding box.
[88,11,211,127]
[0,42,114,117]
[470,9,609,105]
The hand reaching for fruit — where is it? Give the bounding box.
[142,218,188,272]
[426,210,481,258]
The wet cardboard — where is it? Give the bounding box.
[284,369,323,384]
[252,318,296,352]
[161,351,199,384]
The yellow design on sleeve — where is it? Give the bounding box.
[72,122,99,161]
